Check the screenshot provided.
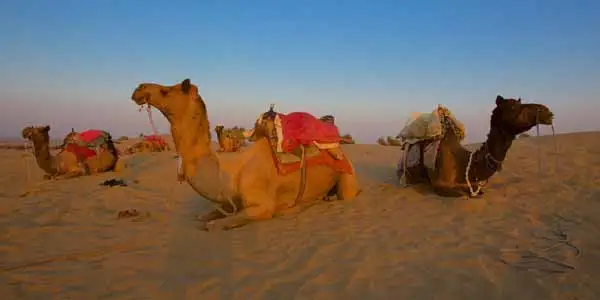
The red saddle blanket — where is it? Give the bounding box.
[144,135,168,147]
[279,112,341,152]
[64,129,108,159]
[273,150,354,176]
[65,144,97,159]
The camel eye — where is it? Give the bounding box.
[160,89,168,96]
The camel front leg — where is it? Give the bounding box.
[206,192,276,231]
[336,166,361,200]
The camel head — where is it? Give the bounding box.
[491,95,554,135]
[131,79,204,122]
[22,125,51,143]
[245,104,279,142]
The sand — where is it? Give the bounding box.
[1,132,599,299]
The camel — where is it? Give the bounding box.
[124,135,171,155]
[399,95,553,197]
[130,79,360,231]
[214,125,246,152]
[22,126,119,179]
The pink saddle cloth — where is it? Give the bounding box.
[279,112,341,152]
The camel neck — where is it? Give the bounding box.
[169,116,216,179]
[31,139,57,174]
[472,126,515,180]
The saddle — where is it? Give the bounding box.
[64,130,111,159]
[265,112,346,164]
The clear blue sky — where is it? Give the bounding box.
[1,0,599,143]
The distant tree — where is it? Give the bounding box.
[377,137,388,146]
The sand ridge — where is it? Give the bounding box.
[0,132,599,299]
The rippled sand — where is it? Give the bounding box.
[1,132,599,299]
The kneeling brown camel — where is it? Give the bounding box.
[214,125,246,152]
[22,126,119,179]
[401,95,553,197]
[130,79,360,230]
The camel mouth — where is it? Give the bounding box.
[131,94,149,106]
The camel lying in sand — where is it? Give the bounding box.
[214,125,246,152]
[398,96,554,197]
[124,135,171,155]
[22,126,119,179]
[130,79,360,230]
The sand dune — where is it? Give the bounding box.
[1,132,599,299]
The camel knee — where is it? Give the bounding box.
[337,174,360,200]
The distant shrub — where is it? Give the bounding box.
[117,136,129,142]
[376,137,388,146]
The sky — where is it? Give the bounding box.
[1,0,599,143]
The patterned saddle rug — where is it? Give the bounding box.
[64,129,111,159]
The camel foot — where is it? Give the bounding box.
[205,214,250,231]
[197,209,226,223]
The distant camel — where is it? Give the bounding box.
[22,126,119,179]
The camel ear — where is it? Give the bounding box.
[517,97,522,104]
[495,95,504,106]
[181,79,191,94]
[43,125,50,132]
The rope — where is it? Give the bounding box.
[146,104,158,136]
[465,150,484,197]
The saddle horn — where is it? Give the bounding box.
[264,103,277,120]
